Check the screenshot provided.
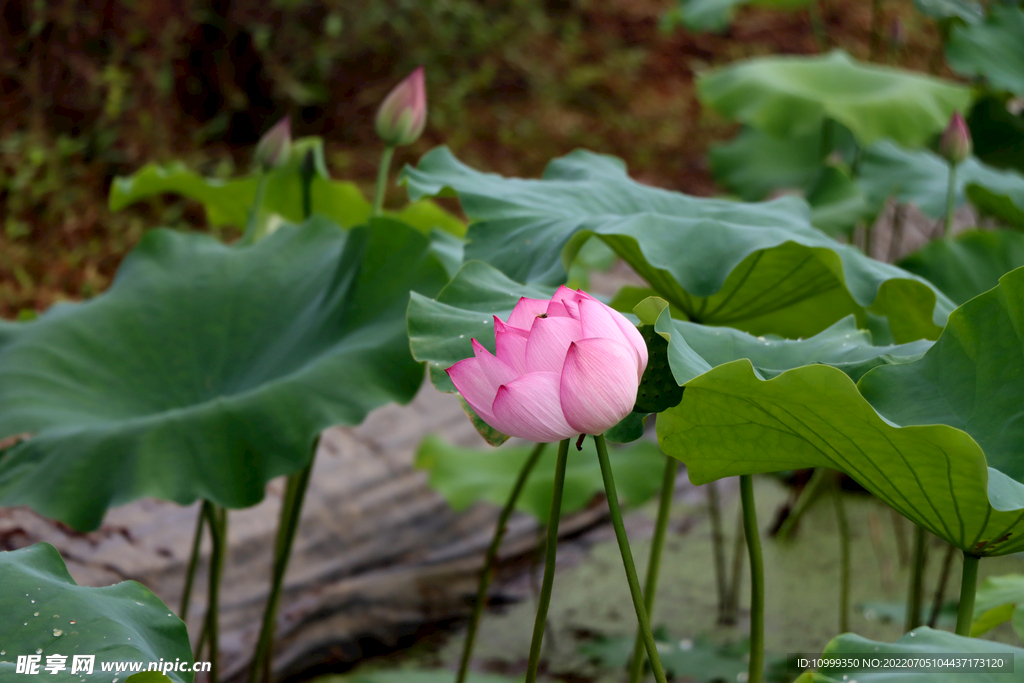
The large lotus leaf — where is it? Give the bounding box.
[795,627,1023,683]
[0,543,193,683]
[415,434,665,524]
[669,0,811,32]
[659,267,1024,555]
[709,127,824,201]
[403,147,954,342]
[0,217,449,531]
[857,141,1024,227]
[899,230,1024,304]
[110,137,465,237]
[969,95,1024,173]
[913,0,984,23]
[947,5,1024,98]
[697,50,972,148]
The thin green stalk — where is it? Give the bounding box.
[250,441,317,683]
[725,508,745,625]
[905,525,929,631]
[457,442,547,683]
[706,479,730,625]
[628,456,678,683]
[928,542,957,628]
[205,503,227,683]
[832,475,851,633]
[241,172,270,244]
[595,434,668,683]
[740,475,764,683]
[955,553,981,636]
[372,146,395,217]
[524,439,570,683]
[777,467,827,541]
[944,163,958,237]
[180,504,206,621]
[869,0,883,62]
[809,1,828,52]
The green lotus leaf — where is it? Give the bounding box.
[797,627,1023,683]
[0,543,193,683]
[416,434,665,524]
[970,574,1024,639]
[659,267,1024,555]
[913,0,984,23]
[403,147,953,342]
[0,217,449,530]
[899,230,1024,304]
[697,50,972,148]
[968,95,1024,173]
[857,141,1024,227]
[668,0,811,33]
[110,137,465,237]
[709,127,824,201]
[947,5,1024,98]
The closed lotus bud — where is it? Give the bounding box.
[939,112,972,165]
[375,67,427,147]
[447,286,649,442]
[888,18,905,48]
[255,116,292,170]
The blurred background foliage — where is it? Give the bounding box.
[0,0,952,316]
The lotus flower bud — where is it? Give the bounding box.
[447,286,649,442]
[888,18,905,48]
[375,67,427,147]
[254,116,292,170]
[939,112,972,165]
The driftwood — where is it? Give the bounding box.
[0,384,620,682]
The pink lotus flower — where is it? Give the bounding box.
[375,67,427,147]
[254,115,292,170]
[447,286,649,442]
[939,112,972,165]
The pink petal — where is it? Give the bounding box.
[545,300,573,318]
[494,317,529,375]
[560,338,639,435]
[578,298,648,382]
[525,315,584,374]
[447,341,517,423]
[491,372,576,442]
[507,297,550,329]
[551,285,583,318]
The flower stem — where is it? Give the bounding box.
[250,438,318,683]
[372,146,395,217]
[628,455,678,683]
[905,524,929,631]
[204,502,228,683]
[808,1,828,52]
[928,542,957,627]
[524,439,570,683]
[777,467,827,542]
[594,434,668,683]
[740,475,764,683]
[944,163,958,237]
[179,504,206,621]
[706,479,729,625]
[726,507,745,625]
[241,171,270,244]
[955,553,981,636]
[832,474,851,633]
[457,442,547,683]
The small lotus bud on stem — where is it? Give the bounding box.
[939,112,972,166]
[375,67,427,148]
[255,116,292,170]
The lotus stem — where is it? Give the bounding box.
[179,504,206,621]
[740,474,764,683]
[204,502,228,683]
[628,455,678,683]
[250,438,318,683]
[955,553,981,636]
[778,467,827,541]
[595,434,668,683]
[242,171,270,244]
[726,507,745,625]
[944,163,958,237]
[456,442,547,683]
[372,146,395,217]
[905,524,929,631]
[809,1,828,52]
[869,0,883,62]
[706,478,730,625]
[928,542,957,628]
[524,438,570,683]
[832,475,851,633]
